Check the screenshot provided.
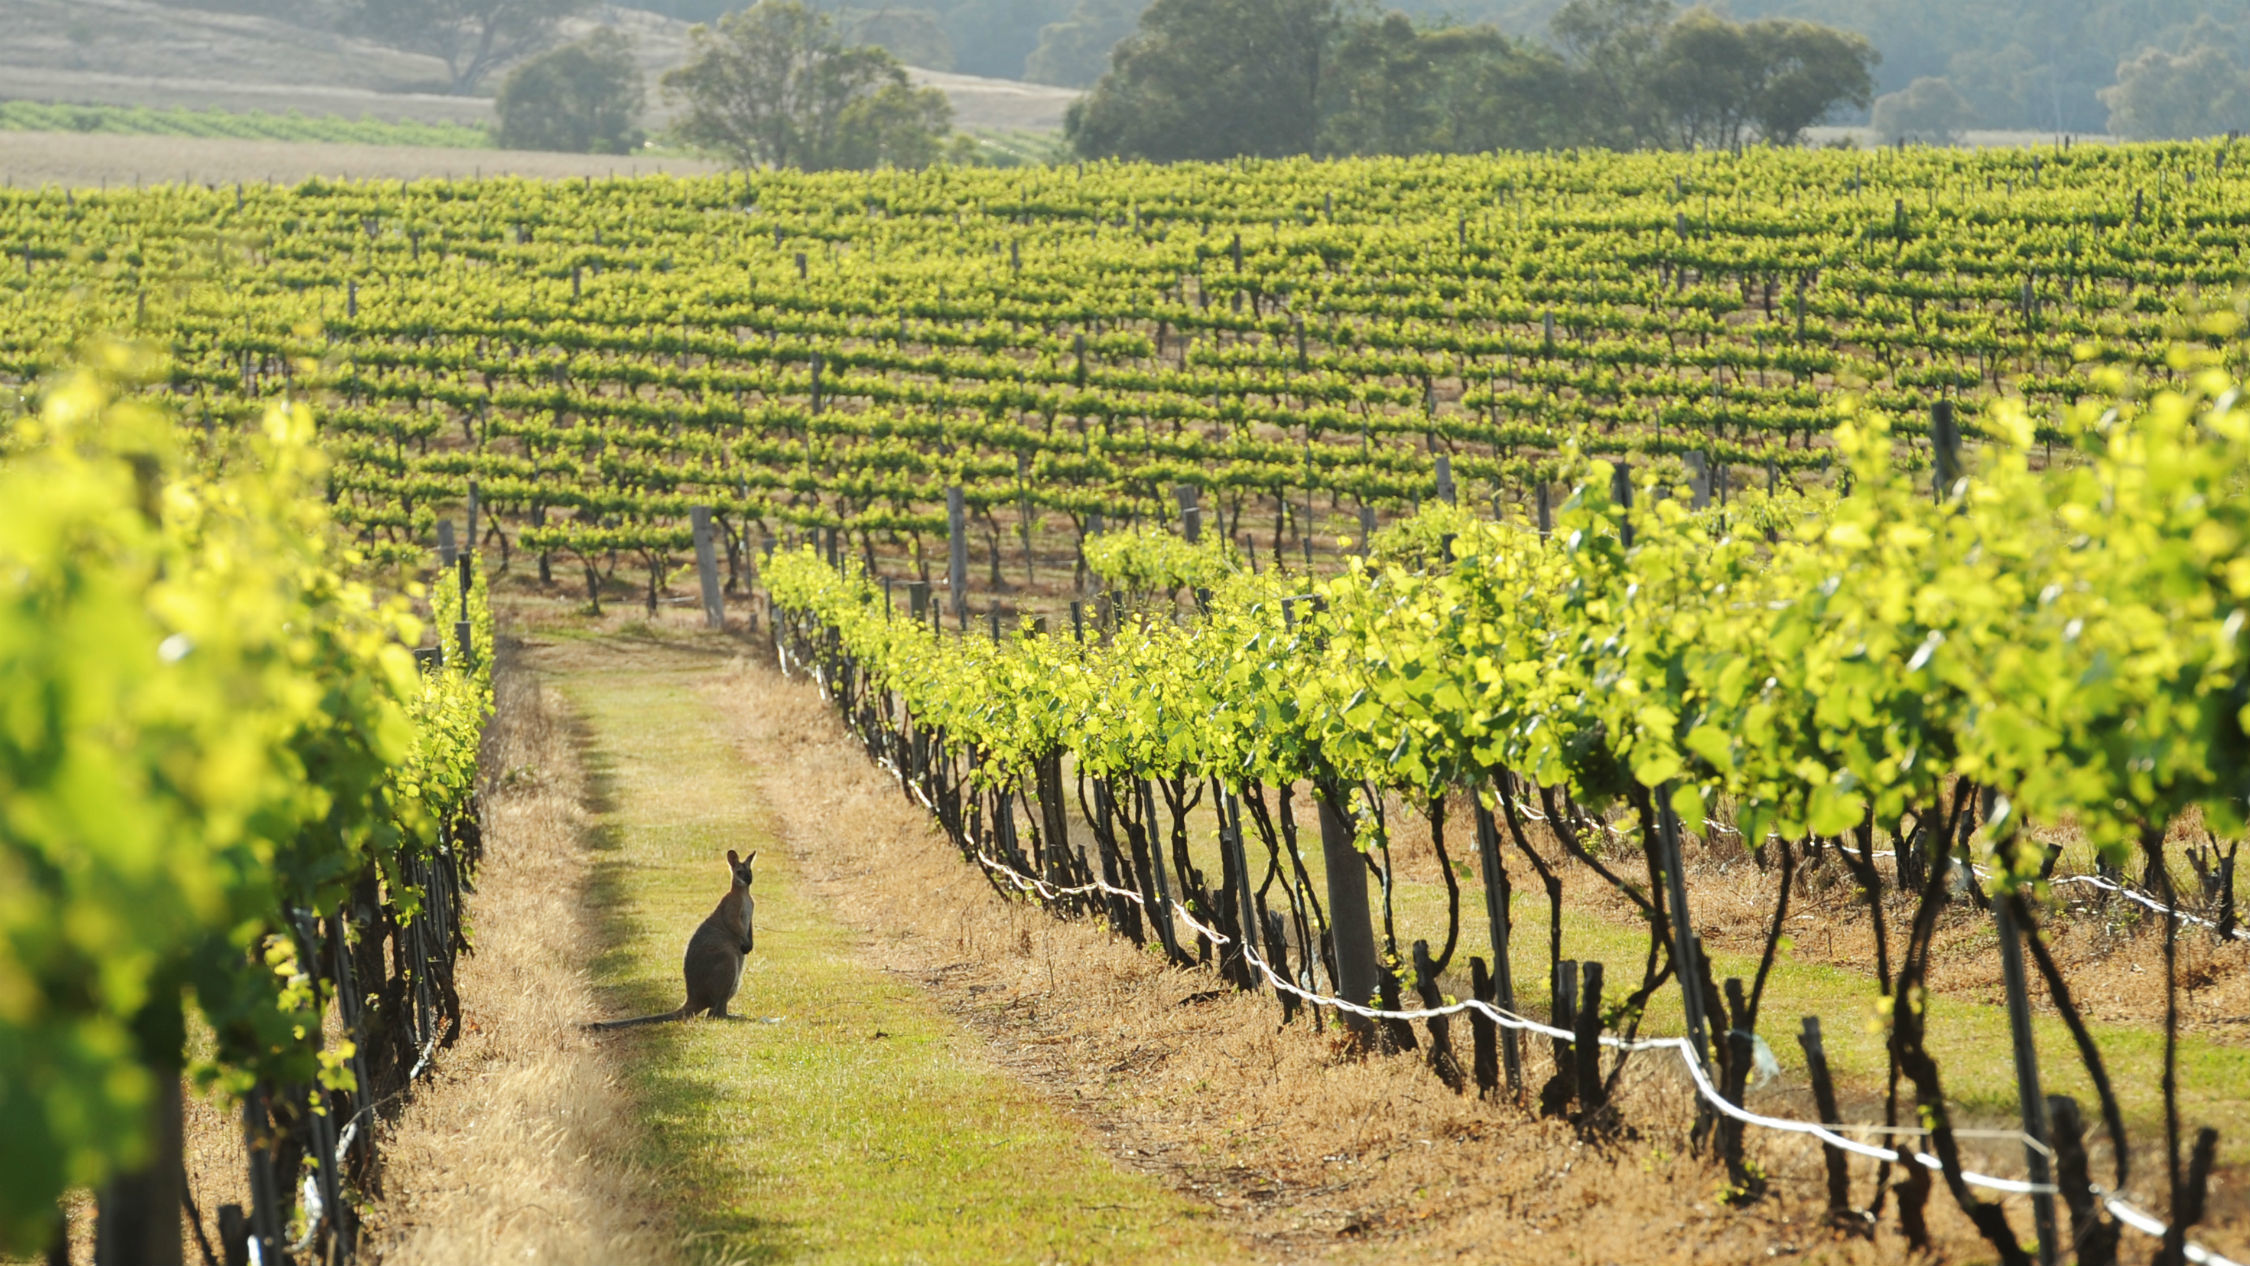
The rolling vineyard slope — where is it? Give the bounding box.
[2,143,2248,1265]
[4,144,2250,597]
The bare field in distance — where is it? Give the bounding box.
[0,131,720,187]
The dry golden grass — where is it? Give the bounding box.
[703,649,2038,1265]
[357,638,685,1266]
[521,622,1232,1265]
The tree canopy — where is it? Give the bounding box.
[1066,0,1878,161]
[1871,75,1975,144]
[2100,41,2250,141]
[1065,0,1338,161]
[494,29,645,154]
[662,1,956,171]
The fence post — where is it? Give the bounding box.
[454,554,475,668]
[1468,956,1498,1094]
[1474,799,1522,1091]
[1798,1017,1854,1226]
[1612,460,1635,549]
[1573,961,1606,1122]
[907,579,929,621]
[1177,483,1202,542]
[1222,788,1262,993]
[691,505,723,630]
[1318,782,1379,1041]
[242,1090,284,1266]
[946,486,968,627]
[1657,792,1714,1076]
[1037,751,1070,893]
[2046,1096,2118,1266]
[1547,960,1578,1114]
[1931,400,1961,498]
[465,479,479,560]
[1996,895,2059,1266]
[93,1073,183,1266]
[1434,454,1455,505]
[1139,779,1183,963]
[436,518,456,568]
[1685,451,1710,509]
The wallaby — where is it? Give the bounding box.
[589,850,756,1030]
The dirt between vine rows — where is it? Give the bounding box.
[704,647,2032,1265]
[0,132,719,188]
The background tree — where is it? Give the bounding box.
[1319,13,1444,156]
[1063,0,1340,161]
[1069,0,1875,159]
[1477,0,2237,135]
[1025,0,1150,87]
[1549,0,1676,146]
[1871,74,1974,144]
[495,29,644,153]
[847,9,957,72]
[2100,43,2250,140]
[1644,10,1874,147]
[944,0,1072,77]
[1318,19,1577,154]
[347,0,587,93]
[1647,8,1755,148]
[830,79,957,167]
[1420,27,1579,151]
[1742,18,1876,144]
[662,0,956,170]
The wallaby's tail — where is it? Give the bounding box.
[585,1005,691,1031]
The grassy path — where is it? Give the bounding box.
[536,630,1234,1266]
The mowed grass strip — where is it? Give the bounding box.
[541,632,1234,1266]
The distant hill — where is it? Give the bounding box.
[0,0,1077,136]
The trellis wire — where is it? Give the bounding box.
[781,616,2244,1266]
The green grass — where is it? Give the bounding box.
[544,631,1234,1265]
[965,129,1068,167]
[0,100,491,148]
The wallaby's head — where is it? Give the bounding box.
[726,849,757,889]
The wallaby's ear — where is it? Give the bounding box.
[727,849,740,865]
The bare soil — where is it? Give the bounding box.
[0,131,719,186]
